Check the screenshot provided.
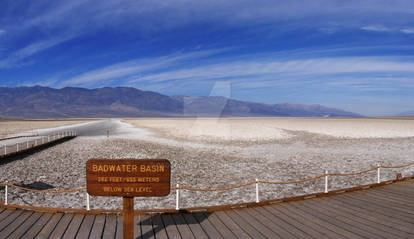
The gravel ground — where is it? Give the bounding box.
[1,120,414,210]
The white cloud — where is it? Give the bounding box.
[63,49,225,85]
[361,26,414,34]
[0,35,74,68]
[401,28,414,34]
[129,56,414,84]
[361,25,391,32]
[4,0,414,37]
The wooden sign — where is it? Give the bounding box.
[86,159,171,197]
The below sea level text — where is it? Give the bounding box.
[103,186,152,193]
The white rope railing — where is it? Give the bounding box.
[1,160,413,211]
[0,131,77,157]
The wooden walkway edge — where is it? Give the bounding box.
[0,135,76,161]
[0,178,413,238]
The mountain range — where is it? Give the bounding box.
[397,111,414,116]
[0,86,362,118]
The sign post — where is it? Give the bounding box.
[86,159,171,239]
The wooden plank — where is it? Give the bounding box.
[341,193,414,220]
[140,214,155,239]
[356,190,414,212]
[389,183,414,192]
[0,210,33,238]
[89,214,106,239]
[193,212,224,239]
[278,203,348,239]
[0,209,14,222]
[115,215,123,239]
[242,207,295,239]
[335,194,414,224]
[371,188,414,204]
[181,213,209,239]
[203,212,237,239]
[268,204,332,239]
[103,214,118,239]
[379,184,414,194]
[359,190,414,209]
[62,214,84,239]
[7,212,42,239]
[305,197,412,238]
[327,195,414,233]
[47,213,74,239]
[233,208,283,239]
[224,210,267,239]
[76,214,95,239]
[0,209,23,232]
[257,206,310,239]
[134,215,142,239]
[151,214,168,239]
[378,184,414,196]
[20,213,53,239]
[161,213,182,239]
[328,196,414,234]
[171,213,195,239]
[293,201,375,239]
[214,211,251,239]
[370,187,414,202]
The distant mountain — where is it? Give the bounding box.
[397,111,414,116]
[0,86,361,118]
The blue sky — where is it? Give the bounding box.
[1,0,414,116]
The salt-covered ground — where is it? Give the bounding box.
[1,118,414,210]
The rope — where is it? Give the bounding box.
[327,167,378,176]
[381,161,414,169]
[1,161,413,193]
[258,174,326,185]
[0,183,85,193]
[173,181,256,191]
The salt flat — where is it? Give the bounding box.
[1,117,414,210]
[125,117,414,142]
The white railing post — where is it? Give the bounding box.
[4,145,6,155]
[176,184,180,210]
[255,178,259,203]
[86,193,90,211]
[27,141,29,149]
[377,165,381,183]
[16,143,19,152]
[4,181,8,205]
[48,135,50,142]
[34,139,37,146]
[324,170,328,193]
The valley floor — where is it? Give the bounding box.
[1,118,414,210]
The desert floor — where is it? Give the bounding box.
[1,118,414,210]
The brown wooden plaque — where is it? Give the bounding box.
[86,159,171,197]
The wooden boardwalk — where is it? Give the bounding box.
[0,133,76,160]
[0,179,413,238]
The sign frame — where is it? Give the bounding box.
[86,158,171,239]
[86,158,171,197]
